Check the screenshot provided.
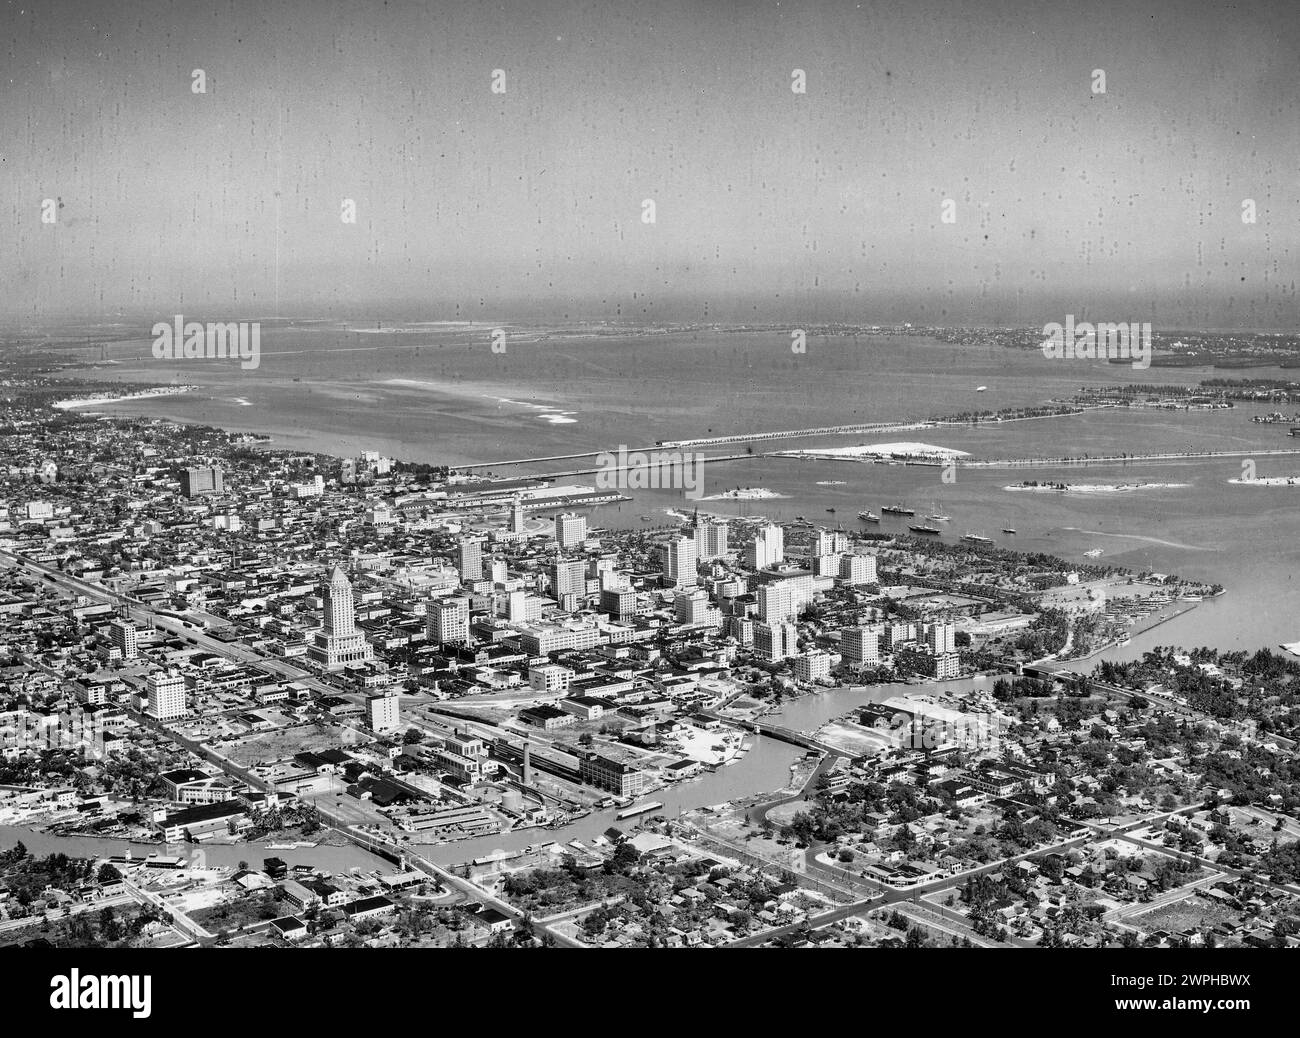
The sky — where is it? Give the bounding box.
[2,0,1298,328]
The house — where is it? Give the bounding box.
[270,916,308,941]
[343,895,396,921]
[475,907,514,934]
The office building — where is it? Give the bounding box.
[456,537,484,582]
[428,597,471,646]
[550,558,587,611]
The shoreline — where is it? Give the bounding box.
[52,385,195,410]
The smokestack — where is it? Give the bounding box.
[523,742,533,786]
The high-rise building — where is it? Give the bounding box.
[839,553,878,585]
[550,558,587,611]
[694,519,729,561]
[663,534,698,587]
[745,524,784,569]
[793,650,833,683]
[308,566,376,671]
[674,588,719,627]
[925,620,957,655]
[367,690,401,734]
[754,621,798,661]
[555,512,588,549]
[757,576,814,622]
[811,529,848,557]
[109,619,138,660]
[181,466,224,498]
[428,597,471,646]
[600,585,637,621]
[728,616,755,646]
[510,496,526,534]
[456,537,484,582]
[146,669,186,720]
[841,625,881,666]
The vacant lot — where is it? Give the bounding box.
[1134,897,1236,934]
[222,725,351,767]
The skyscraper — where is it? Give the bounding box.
[550,558,587,610]
[309,566,375,671]
[745,524,784,569]
[664,534,698,587]
[555,512,587,549]
[456,537,484,582]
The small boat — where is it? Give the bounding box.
[825,507,836,513]
[925,513,952,522]
[639,515,653,521]
[909,524,940,535]
[976,385,988,392]
[1002,528,1017,534]
[961,533,994,544]
[858,510,880,523]
[1083,548,1103,558]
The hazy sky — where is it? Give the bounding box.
[3,0,1298,327]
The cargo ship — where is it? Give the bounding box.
[616,801,664,821]
[881,504,915,516]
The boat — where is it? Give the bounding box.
[638,515,653,521]
[795,515,807,522]
[1083,548,1103,558]
[858,510,880,523]
[909,524,940,534]
[976,385,988,392]
[925,513,952,522]
[961,533,994,544]
[881,503,915,516]
[1002,527,1017,534]
[825,507,836,513]
[616,800,664,820]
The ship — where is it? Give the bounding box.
[909,524,940,534]
[925,513,952,522]
[858,510,880,523]
[881,504,915,516]
[961,533,994,544]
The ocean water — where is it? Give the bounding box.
[53,325,1300,653]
